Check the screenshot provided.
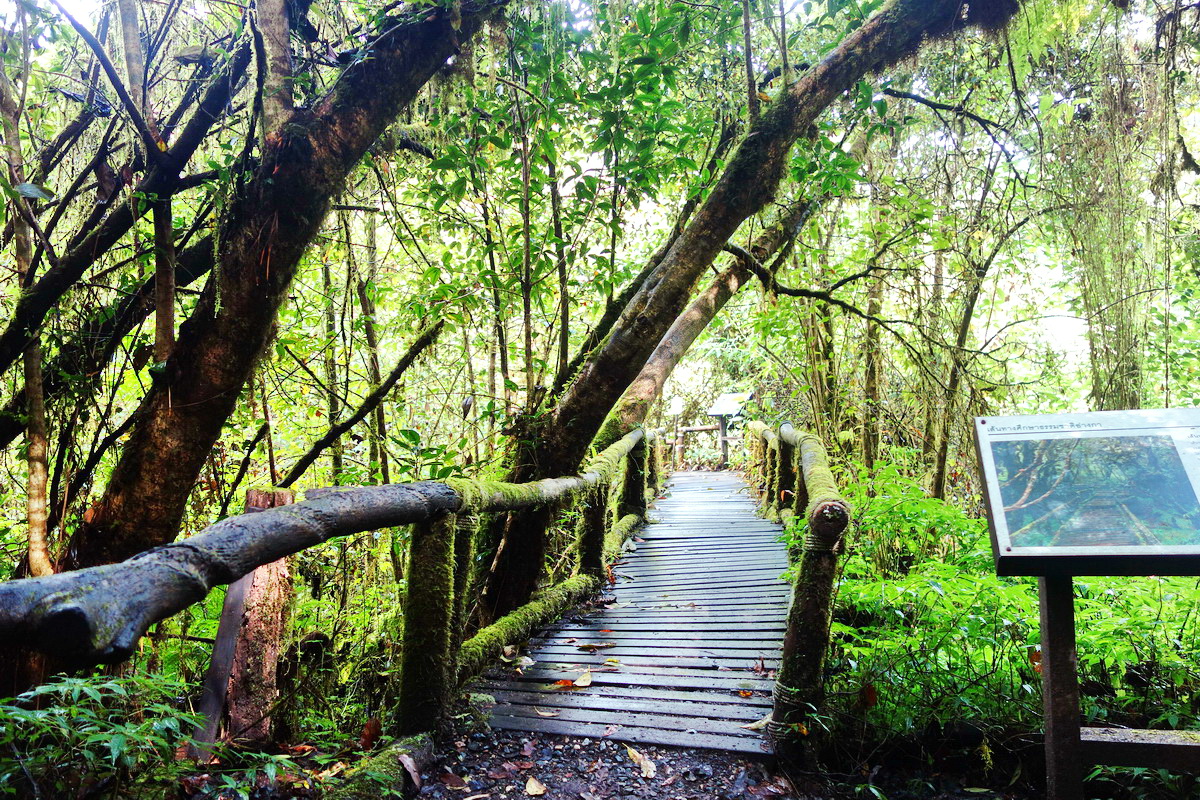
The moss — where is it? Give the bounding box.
[604,513,641,564]
[456,574,601,682]
[324,733,432,799]
[445,478,547,512]
[397,516,456,735]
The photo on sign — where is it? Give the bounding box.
[992,434,1200,548]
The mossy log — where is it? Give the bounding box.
[456,574,601,683]
[604,513,641,565]
[324,733,433,799]
[0,481,463,665]
[0,431,645,666]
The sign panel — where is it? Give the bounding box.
[975,408,1200,576]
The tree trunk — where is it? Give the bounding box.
[64,2,503,569]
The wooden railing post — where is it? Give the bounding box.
[645,432,661,498]
[770,431,851,764]
[578,486,609,579]
[398,514,457,735]
[618,436,648,520]
[776,424,798,522]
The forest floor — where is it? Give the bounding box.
[410,699,1035,800]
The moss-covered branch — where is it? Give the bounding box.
[456,574,601,682]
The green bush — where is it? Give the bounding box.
[0,671,200,797]
[805,454,1200,789]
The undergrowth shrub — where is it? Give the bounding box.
[0,671,199,797]
[792,450,1200,795]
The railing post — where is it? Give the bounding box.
[578,486,609,579]
[619,436,648,520]
[645,432,661,498]
[398,514,457,735]
[770,433,851,765]
[777,424,798,520]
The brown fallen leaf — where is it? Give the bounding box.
[487,766,513,780]
[625,744,656,778]
[522,741,536,756]
[514,760,535,770]
[534,708,560,717]
[398,753,422,789]
[438,772,468,789]
[576,642,617,652]
[525,776,547,796]
[574,670,593,687]
[602,723,620,737]
[553,679,578,689]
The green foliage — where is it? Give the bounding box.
[0,671,200,797]
[819,451,1200,792]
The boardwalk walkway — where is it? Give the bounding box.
[479,471,788,754]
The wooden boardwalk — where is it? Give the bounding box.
[479,471,788,754]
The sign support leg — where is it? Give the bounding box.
[1040,574,1083,800]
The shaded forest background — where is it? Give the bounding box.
[1,0,1199,795]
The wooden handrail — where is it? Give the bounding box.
[0,429,650,668]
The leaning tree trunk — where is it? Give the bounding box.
[481,0,1021,619]
[64,2,505,569]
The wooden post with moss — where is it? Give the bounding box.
[776,425,798,524]
[618,435,648,520]
[646,431,661,498]
[768,428,851,764]
[578,488,608,579]
[398,514,457,735]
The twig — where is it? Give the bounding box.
[48,0,169,169]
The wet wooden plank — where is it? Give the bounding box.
[479,681,773,708]
[483,688,766,720]
[488,715,772,755]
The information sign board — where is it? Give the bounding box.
[975,408,1200,576]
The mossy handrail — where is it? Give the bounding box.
[0,428,661,734]
[745,421,851,761]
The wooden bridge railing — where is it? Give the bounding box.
[745,421,852,760]
[0,428,661,737]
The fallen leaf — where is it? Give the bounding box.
[487,766,513,779]
[522,741,536,756]
[602,723,620,737]
[576,642,616,652]
[553,679,577,688]
[358,717,382,750]
[398,753,422,789]
[625,745,656,778]
[438,772,468,789]
[464,794,490,800]
[525,776,547,796]
[574,670,593,687]
[741,713,772,731]
[534,708,560,717]
[515,760,535,770]
[737,690,754,698]
[316,761,348,780]
[599,629,613,633]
